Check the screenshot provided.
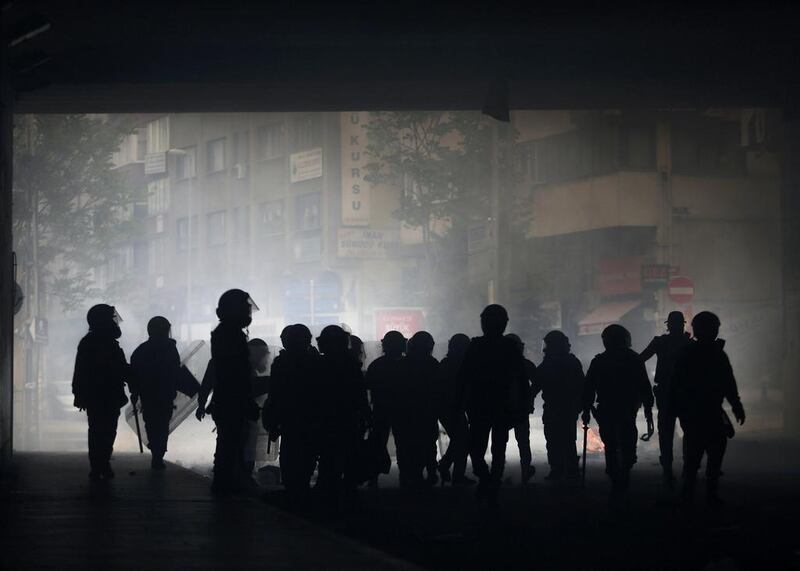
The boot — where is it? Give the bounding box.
[151,454,167,470]
[521,463,534,484]
[706,477,723,507]
[438,464,452,484]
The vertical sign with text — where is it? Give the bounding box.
[341,112,370,226]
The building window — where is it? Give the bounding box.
[232,131,250,179]
[257,123,285,160]
[295,192,321,232]
[176,216,198,251]
[232,206,251,243]
[292,115,316,149]
[146,117,170,153]
[259,200,285,235]
[175,146,196,180]
[207,211,227,247]
[293,232,322,263]
[112,128,147,167]
[207,138,226,173]
[148,238,166,275]
[147,178,170,215]
[232,131,249,164]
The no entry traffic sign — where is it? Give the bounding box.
[668,276,695,304]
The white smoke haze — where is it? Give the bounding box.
[11,109,790,473]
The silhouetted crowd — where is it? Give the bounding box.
[72,289,746,509]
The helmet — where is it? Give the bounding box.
[666,311,686,332]
[86,303,122,329]
[282,324,312,353]
[86,304,122,338]
[248,338,269,350]
[480,304,509,336]
[408,331,435,357]
[381,330,407,356]
[543,330,570,353]
[601,324,631,350]
[692,311,721,342]
[505,333,524,354]
[447,333,471,358]
[147,316,171,338]
[318,325,349,355]
[216,289,258,327]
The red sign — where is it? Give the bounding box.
[374,308,426,340]
[595,257,643,297]
[668,276,695,304]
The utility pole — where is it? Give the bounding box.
[309,278,316,327]
[489,120,500,305]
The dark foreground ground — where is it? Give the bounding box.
[256,434,800,571]
[3,434,800,570]
[0,452,417,570]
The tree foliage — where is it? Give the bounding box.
[13,114,144,312]
[363,111,500,329]
[364,111,492,231]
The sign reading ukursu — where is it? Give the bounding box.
[341,112,370,226]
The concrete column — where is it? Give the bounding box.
[0,66,14,464]
[782,108,800,437]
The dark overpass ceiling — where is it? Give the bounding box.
[4,0,800,113]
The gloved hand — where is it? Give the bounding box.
[732,403,746,425]
[74,395,87,412]
[195,405,206,421]
[645,408,655,439]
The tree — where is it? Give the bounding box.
[12,114,145,313]
[364,111,497,332]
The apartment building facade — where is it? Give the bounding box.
[507,109,783,385]
[108,112,424,344]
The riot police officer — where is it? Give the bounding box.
[209,289,260,495]
[640,311,692,480]
[672,311,745,505]
[72,304,130,480]
[583,324,654,493]
[130,316,181,470]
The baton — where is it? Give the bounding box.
[581,421,589,488]
[132,402,144,454]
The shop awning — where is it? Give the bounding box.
[578,300,641,336]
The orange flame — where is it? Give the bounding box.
[586,427,605,453]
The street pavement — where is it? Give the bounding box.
[259,433,800,570]
[0,452,418,570]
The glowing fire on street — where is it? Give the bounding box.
[586,427,605,453]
